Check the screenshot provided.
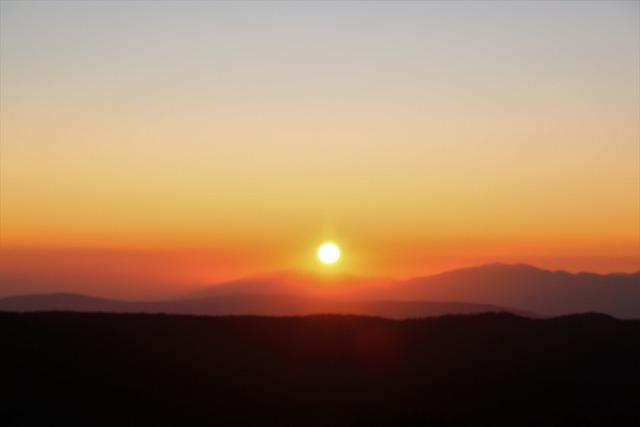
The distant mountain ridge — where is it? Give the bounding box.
[1,264,638,318]
[184,263,640,318]
[0,292,538,319]
[398,263,640,318]
[184,269,398,300]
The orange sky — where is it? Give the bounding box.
[1,1,638,298]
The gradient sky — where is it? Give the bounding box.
[1,1,639,298]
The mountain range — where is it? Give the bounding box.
[0,292,538,318]
[1,263,638,318]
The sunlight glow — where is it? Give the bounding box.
[318,244,341,264]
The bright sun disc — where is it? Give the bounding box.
[318,243,340,264]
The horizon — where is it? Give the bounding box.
[2,260,640,319]
[1,1,639,300]
[1,261,638,302]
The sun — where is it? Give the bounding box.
[318,243,341,264]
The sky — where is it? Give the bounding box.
[1,1,639,298]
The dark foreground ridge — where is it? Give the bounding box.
[3,312,640,427]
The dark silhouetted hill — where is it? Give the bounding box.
[2,312,639,426]
[0,292,538,318]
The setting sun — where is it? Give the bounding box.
[318,244,341,264]
[1,2,638,425]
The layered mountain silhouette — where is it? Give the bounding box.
[397,263,640,318]
[183,270,398,300]
[0,292,537,318]
[1,264,638,318]
[182,263,640,318]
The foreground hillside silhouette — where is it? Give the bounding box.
[3,312,640,426]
